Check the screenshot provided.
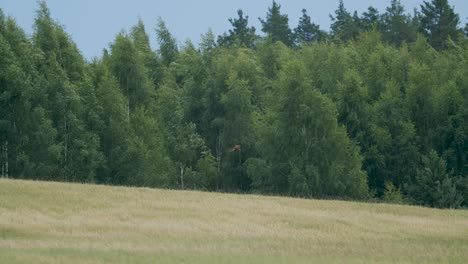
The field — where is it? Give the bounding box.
[0,179,467,263]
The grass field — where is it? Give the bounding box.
[0,179,467,263]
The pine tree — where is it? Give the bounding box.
[420,0,461,50]
[259,1,293,46]
[408,150,463,208]
[294,9,326,45]
[330,0,361,42]
[382,0,418,46]
[218,9,257,48]
[360,7,381,32]
[2,0,468,208]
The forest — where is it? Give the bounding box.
[0,0,467,208]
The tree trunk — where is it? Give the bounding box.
[127,98,130,123]
[64,117,68,181]
[2,141,8,178]
[1,141,4,178]
[238,147,242,181]
[180,162,185,190]
[216,133,222,190]
[5,141,8,178]
[64,118,68,165]
[126,77,130,122]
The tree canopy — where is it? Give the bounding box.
[259,1,294,46]
[1,1,468,208]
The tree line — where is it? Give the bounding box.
[1,0,467,208]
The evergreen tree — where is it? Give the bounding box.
[218,9,257,48]
[1,1,468,208]
[420,0,461,50]
[294,9,326,45]
[360,7,381,32]
[259,1,293,46]
[382,0,418,46]
[330,0,361,42]
[408,150,463,208]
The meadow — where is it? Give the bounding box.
[0,178,467,263]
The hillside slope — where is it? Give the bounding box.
[0,179,467,263]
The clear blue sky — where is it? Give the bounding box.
[2,0,467,59]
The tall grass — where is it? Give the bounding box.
[0,179,467,263]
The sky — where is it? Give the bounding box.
[2,0,468,60]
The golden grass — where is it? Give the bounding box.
[0,178,467,263]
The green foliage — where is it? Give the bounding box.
[245,158,273,193]
[465,21,468,37]
[2,1,468,208]
[131,19,163,87]
[420,0,461,50]
[119,107,171,187]
[360,7,381,32]
[257,40,291,80]
[294,9,327,45]
[406,62,436,151]
[86,61,129,184]
[382,0,418,46]
[373,83,419,194]
[194,151,217,189]
[107,32,154,112]
[408,150,463,208]
[259,1,293,46]
[258,60,368,199]
[201,48,261,191]
[156,18,178,66]
[156,86,210,189]
[330,0,361,42]
[30,2,104,182]
[383,182,405,204]
[219,10,257,48]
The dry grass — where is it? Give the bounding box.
[0,178,467,263]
